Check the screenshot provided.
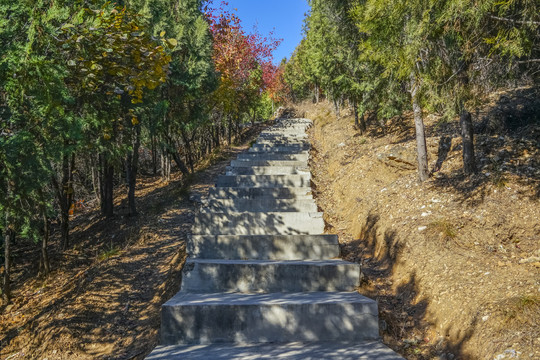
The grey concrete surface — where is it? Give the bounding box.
[236,152,309,161]
[192,211,325,235]
[160,292,379,345]
[180,259,361,293]
[225,165,309,176]
[207,187,313,199]
[249,144,311,152]
[147,341,404,359]
[230,160,308,167]
[200,198,318,213]
[187,234,339,260]
[216,174,311,188]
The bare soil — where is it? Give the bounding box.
[299,91,539,360]
[0,125,266,360]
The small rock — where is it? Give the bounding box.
[519,256,540,264]
[337,142,346,148]
[482,315,489,321]
[418,226,427,232]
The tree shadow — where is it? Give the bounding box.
[432,135,453,174]
[341,210,477,359]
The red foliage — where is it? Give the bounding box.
[204,1,282,95]
[263,63,290,103]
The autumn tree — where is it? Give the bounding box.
[60,4,172,217]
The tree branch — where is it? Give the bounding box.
[516,59,540,64]
[489,15,540,26]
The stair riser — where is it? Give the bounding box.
[181,261,361,293]
[256,141,309,146]
[236,153,309,161]
[161,302,378,345]
[225,167,308,176]
[188,235,339,260]
[249,145,311,152]
[192,213,324,235]
[230,160,308,167]
[216,175,311,188]
[200,202,318,213]
[208,187,312,199]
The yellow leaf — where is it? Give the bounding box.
[160,30,166,37]
[167,38,178,47]
[131,117,139,125]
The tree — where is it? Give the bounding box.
[207,2,280,144]
[60,4,172,216]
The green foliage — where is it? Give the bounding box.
[287,0,538,120]
[61,5,172,105]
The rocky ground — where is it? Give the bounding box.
[299,89,539,359]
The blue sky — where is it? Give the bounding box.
[225,0,310,64]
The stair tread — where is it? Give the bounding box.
[147,341,404,359]
[164,291,374,306]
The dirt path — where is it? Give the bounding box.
[0,128,264,360]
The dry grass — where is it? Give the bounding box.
[427,219,458,241]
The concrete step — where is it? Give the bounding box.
[236,152,309,161]
[192,212,324,235]
[181,259,361,293]
[257,135,308,140]
[216,175,311,188]
[230,160,307,168]
[147,341,404,359]
[160,292,379,345]
[255,142,309,147]
[200,198,318,213]
[256,138,309,144]
[249,144,311,152]
[188,234,339,260]
[225,166,308,176]
[261,128,310,133]
[208,187,313,200]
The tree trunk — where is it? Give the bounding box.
[180,129,195,173]
[410,76,429,182]
[126,125,141,216]
[227,116,232,146]
[166,153,171,181]
[91,165,100,201]
[41,210,50,275]
[151,133,157,176]
[100,154,114,218]
[3,185,13,302]
[460,108,476,174]
[37,190,51,275]
[235,117,241,143]
[333,98,340,118]
[3,226,12,303]
[353,101,366,133]
[54,151,75,250]
[169,148,190,176]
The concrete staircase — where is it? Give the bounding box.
[146,119,403,359]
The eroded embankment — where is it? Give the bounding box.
[303,101,539,360]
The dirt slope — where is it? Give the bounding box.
[0,126,265,360]
[300,98,539,360]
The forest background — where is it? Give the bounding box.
[0,0,538,358]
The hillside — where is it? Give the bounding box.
[0,128,265,360]
[298,94,539,359]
